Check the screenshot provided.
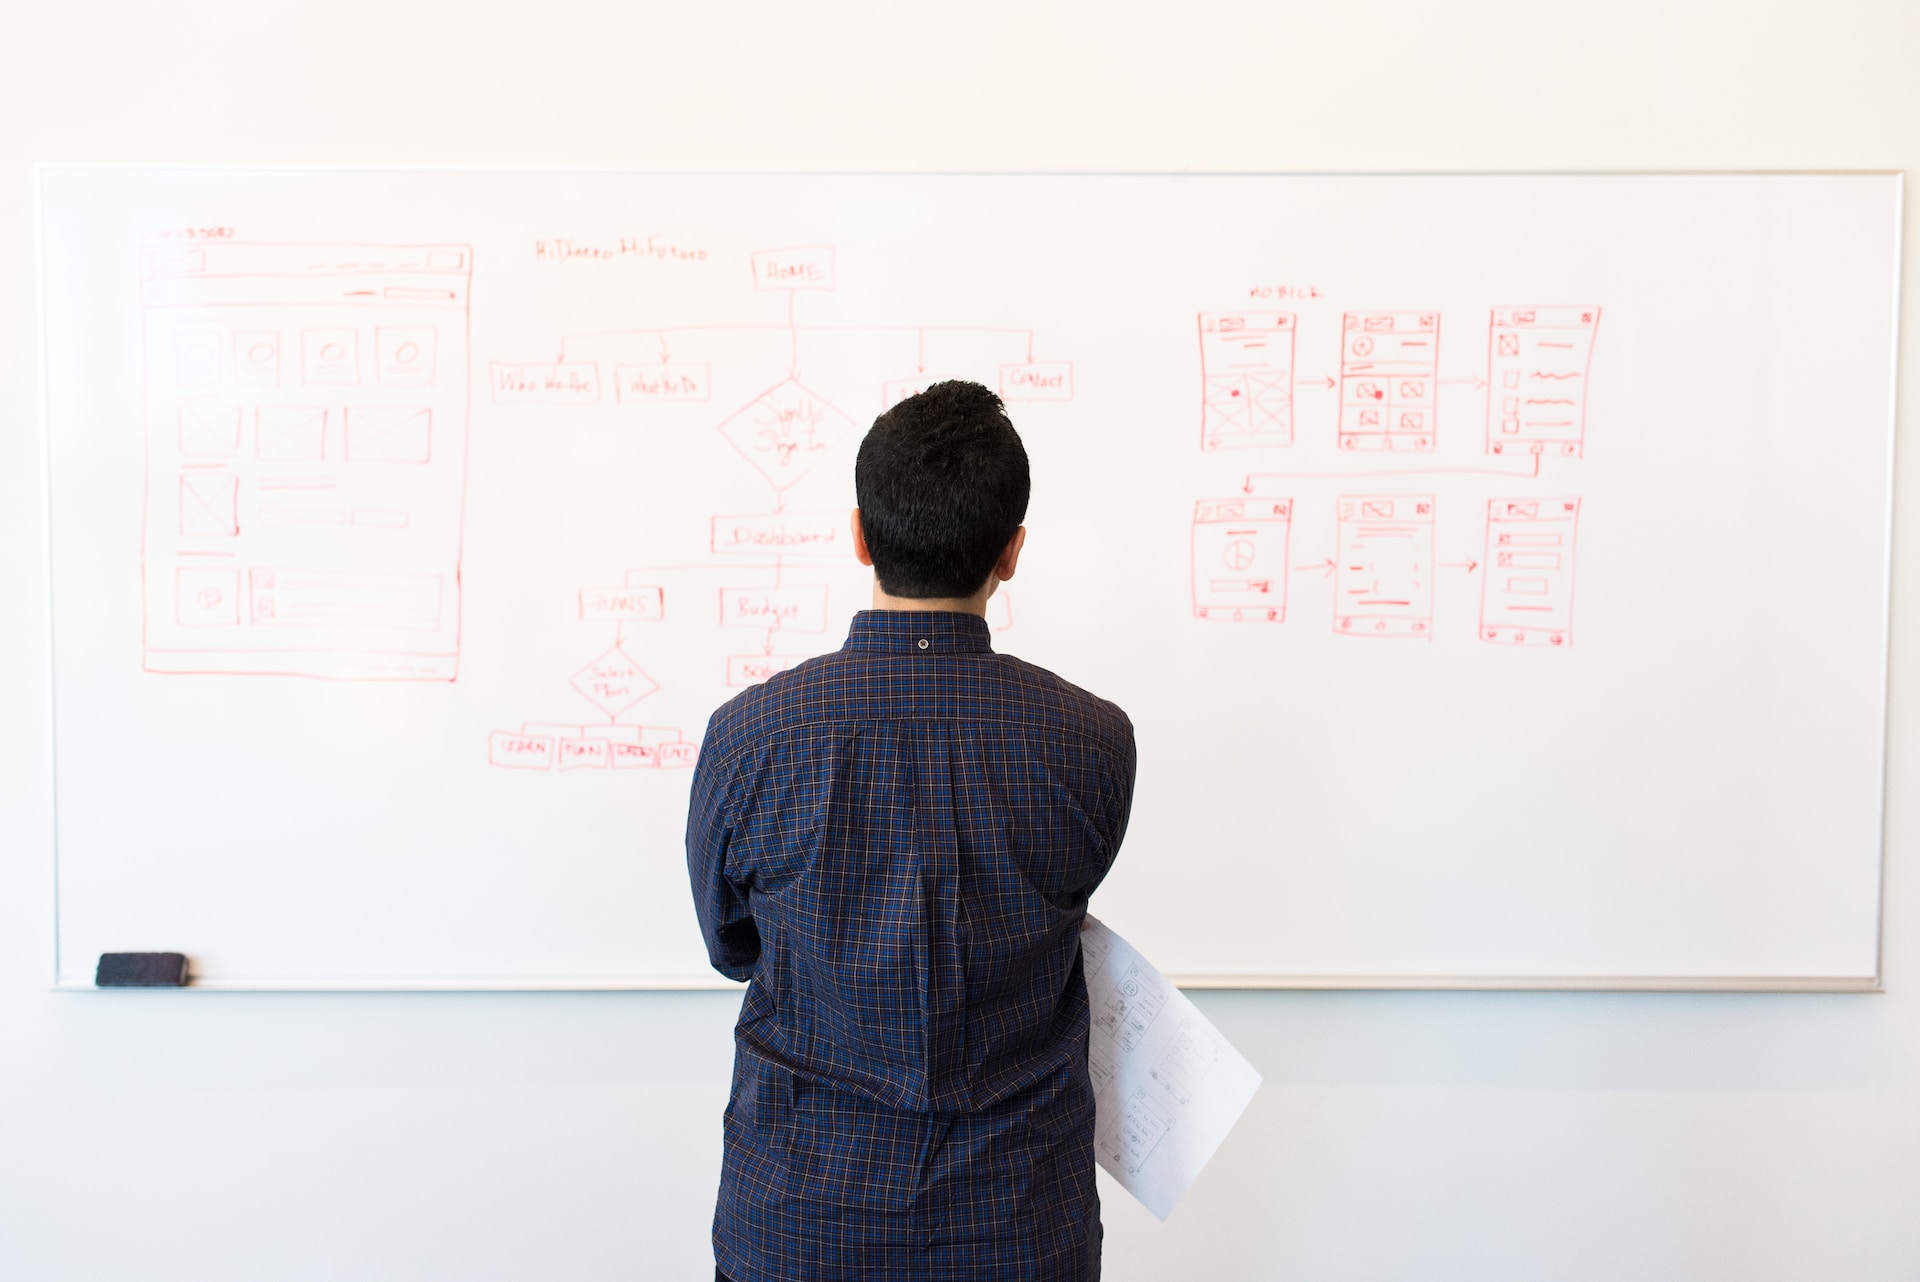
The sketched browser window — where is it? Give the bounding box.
[139,242,472,680]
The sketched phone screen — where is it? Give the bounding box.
[1486,307,1600,458]
[1190,498,1291,623]
[1333,495,1434,638]
[1339,311,1438,453]
[1480,498,1581,647]
[1198,313,1295,451]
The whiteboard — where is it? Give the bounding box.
[39,168,1899,990]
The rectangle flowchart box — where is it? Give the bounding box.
[578,585,665,621]
[718,585,830,632]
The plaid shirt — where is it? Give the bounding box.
[688,610,1137,1282]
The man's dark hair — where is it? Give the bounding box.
[854,380,1031,600]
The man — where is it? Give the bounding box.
[687,379,1137,1282]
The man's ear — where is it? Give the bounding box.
[849,509,875,567]
[994,526,1027,583]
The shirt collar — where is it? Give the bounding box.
[844,609,995,655]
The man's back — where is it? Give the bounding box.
[689,609,1136,1281]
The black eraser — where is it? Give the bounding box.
[95,952,190,987]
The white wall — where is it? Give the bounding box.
[2,2,1916,1277]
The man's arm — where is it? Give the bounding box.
[1100,712,1140,877]
[685,718,760,982]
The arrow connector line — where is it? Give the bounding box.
[1243,452,1540,492]
[787,293,800,377]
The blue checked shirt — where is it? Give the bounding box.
[688,609,1137,1282]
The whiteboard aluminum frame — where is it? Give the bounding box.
[46,973,1885,993]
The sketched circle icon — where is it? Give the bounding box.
[1221,539,1257,570]
[195,587,223,609]
[1351,336,1374,357]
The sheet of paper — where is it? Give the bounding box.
[1081,915,1263,1220]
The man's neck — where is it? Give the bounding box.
[869,581,998,617]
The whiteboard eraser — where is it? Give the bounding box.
[95,952,189,987]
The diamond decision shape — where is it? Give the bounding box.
[716,377,855,490]
[571,646,659,718]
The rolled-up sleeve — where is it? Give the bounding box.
[686,716,760,982]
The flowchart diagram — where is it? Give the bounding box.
[1190,306,1600,647]
[482,245,1045,774]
